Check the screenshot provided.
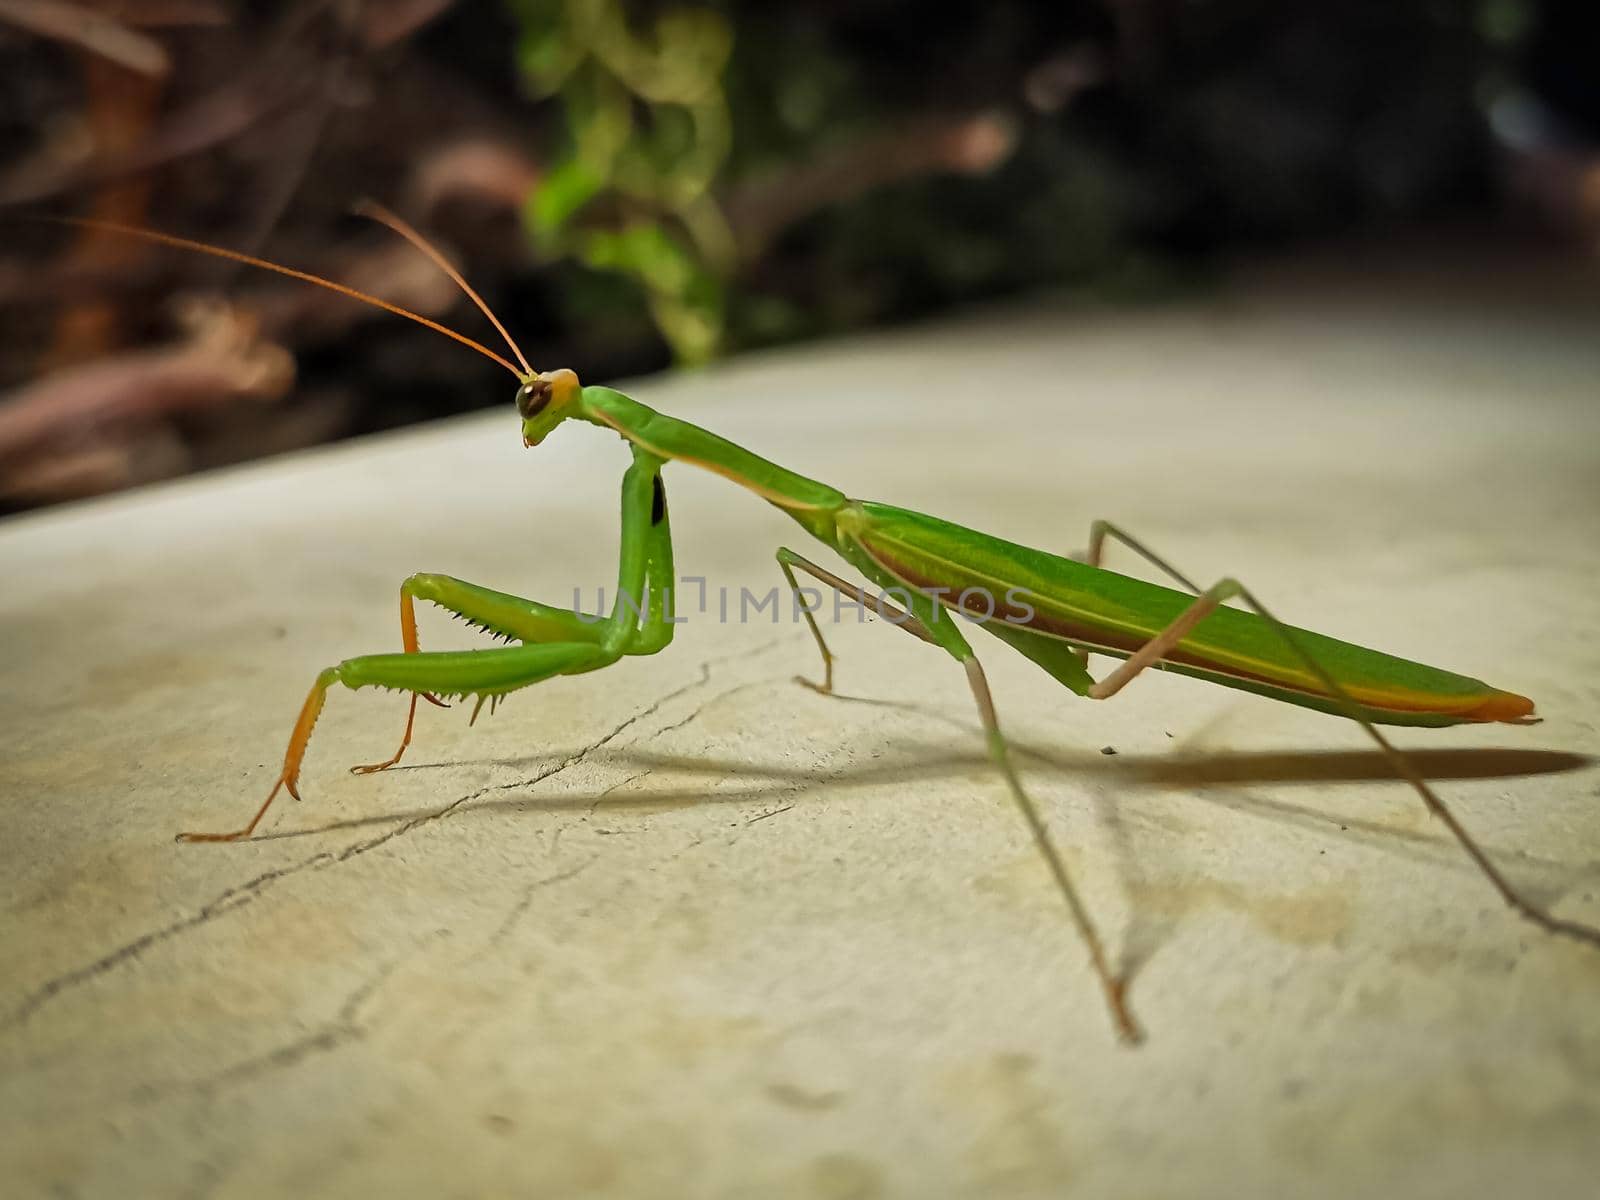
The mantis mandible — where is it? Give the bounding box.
[70,208,1600,1045]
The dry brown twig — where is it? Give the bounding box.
[0,300,293,505]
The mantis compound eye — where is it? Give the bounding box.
[516,379,552,419]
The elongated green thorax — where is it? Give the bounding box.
[576,386,847,543]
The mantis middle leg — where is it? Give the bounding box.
[775,547,1141,1043]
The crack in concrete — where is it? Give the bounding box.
[483,859,597,952]
[3,852,339,1035]
[193,956,400,1093]
[578,769,656,839]
[651,680,770,738]
[140,930,451,1105]
[586,769,654,816]
[4,635,799,1034]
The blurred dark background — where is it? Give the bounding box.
[1,0,1596,511]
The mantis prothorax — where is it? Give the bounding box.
[69,209,1600,1045]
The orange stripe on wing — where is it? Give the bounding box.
[859,541,1534,724]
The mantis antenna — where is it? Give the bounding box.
[43,215,527,379]
[352,200,534,378]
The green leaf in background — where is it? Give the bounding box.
[510,0,579,95]
[528,159,604,238]
[579,222,724,363]
[511,0,734,365]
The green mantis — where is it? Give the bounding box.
[75,210,1600,1045]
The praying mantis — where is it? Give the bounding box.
[68,208,1600,1045]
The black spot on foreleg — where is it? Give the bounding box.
[650,475,667,526]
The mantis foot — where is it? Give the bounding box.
[795,673,834,696]
[175,775,295,843]
[349,690,433,777]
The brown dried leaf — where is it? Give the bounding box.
[0,0,171,76]
[0,318,294,466]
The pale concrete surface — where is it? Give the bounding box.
[3,254,1599,1199]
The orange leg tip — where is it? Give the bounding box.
[1107,979,1144,1046]
[422,692,450,709]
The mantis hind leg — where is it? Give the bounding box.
[1080,520,1600,950]
[774,547,1141,1044]
[1069,518,1202,668]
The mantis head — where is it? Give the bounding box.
[331,205,581,447]
[516,369,582,446]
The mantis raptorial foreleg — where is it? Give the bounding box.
[179,637,621,844]
[774,547,1141,1044]
[1076,521,1600,949]
[347,585,450,778]
[180,450,675,843]
[350,573,614,776]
